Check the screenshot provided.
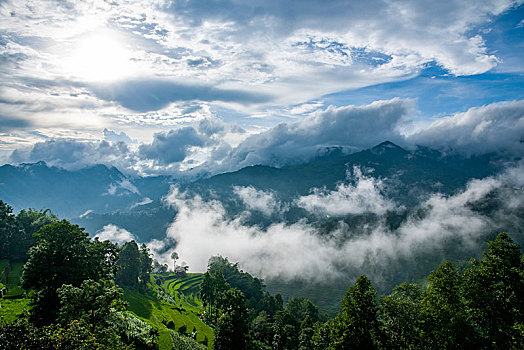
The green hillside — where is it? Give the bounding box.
[0,257,212,349]
[0,260,31,323]
[123,272,213,349]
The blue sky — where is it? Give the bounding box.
[0,0,523,176]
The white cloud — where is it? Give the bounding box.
[118,179,139,194]
[155,165,523,283]
[138,127,207,165]
[0,0,517,126]
[406,100,524,156]
[79,209,93,218]
[206,98,413,172]
[233,186,283,217]
[9,138,135,172]
[297,167,396,216]
[130,197,153,209]
[95,224,136,245]
[6,98,524,177]
[103,129,134,144]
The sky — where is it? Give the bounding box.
[1,0,523,177]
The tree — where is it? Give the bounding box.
[138,243,153,286]
[257,292,284,317]
[0,317,105,350]
[57,279,126,344]
[207,255,265,309]
[214,288,249,350]
[331,275,379,350]
[57,279,125,326]
[200,270,231,323]
[312,321,332,350]
[298,315,314,350]
[171,251,179,271]
[379,282,424,349]
[152,259,168,273]
[251,311,273,345]
[22,220,119,325]
[0,200,16,259]
[463,232,524,348]
[284,296,319,329]
[421,260,473,349]
[116,241,140,287]
[12,208,57,261]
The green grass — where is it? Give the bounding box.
[163,273,203,308]
[0,260,30,323]
[0,298,31,323]
[123,274,213,350]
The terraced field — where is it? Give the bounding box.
[123,272,212,349]
[163,273,203,308]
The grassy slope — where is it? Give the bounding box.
[0,260,31,322]
[123,273,213,349]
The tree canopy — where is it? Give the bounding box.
[22,220,119,324]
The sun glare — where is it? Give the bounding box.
[64,31,133,82]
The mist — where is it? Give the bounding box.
[143,163,523,285]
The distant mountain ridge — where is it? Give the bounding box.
[0,161,172,218]
[187,141,500,204]
[0,141,504,239]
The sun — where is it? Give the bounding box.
[64,31,134,82]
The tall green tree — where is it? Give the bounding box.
[138,243,153,286]
[463,232,524,348]
[251,310,273,345]
[214,288,249,350]
[331,275,379,350]
[207,255,265,309]
[0,200,16,259]
[298,315,314,350]
[285,296,319,329]
[22,220,119,325]
[421,260,473,349]
[116,241,140,287]
[11,208,57,261]
[378,282,424,349]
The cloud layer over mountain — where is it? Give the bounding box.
[8,98,523,177]
[132,162,524,285]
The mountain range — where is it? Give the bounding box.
[0,141,506,241]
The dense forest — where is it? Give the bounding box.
[1,198,524,349]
